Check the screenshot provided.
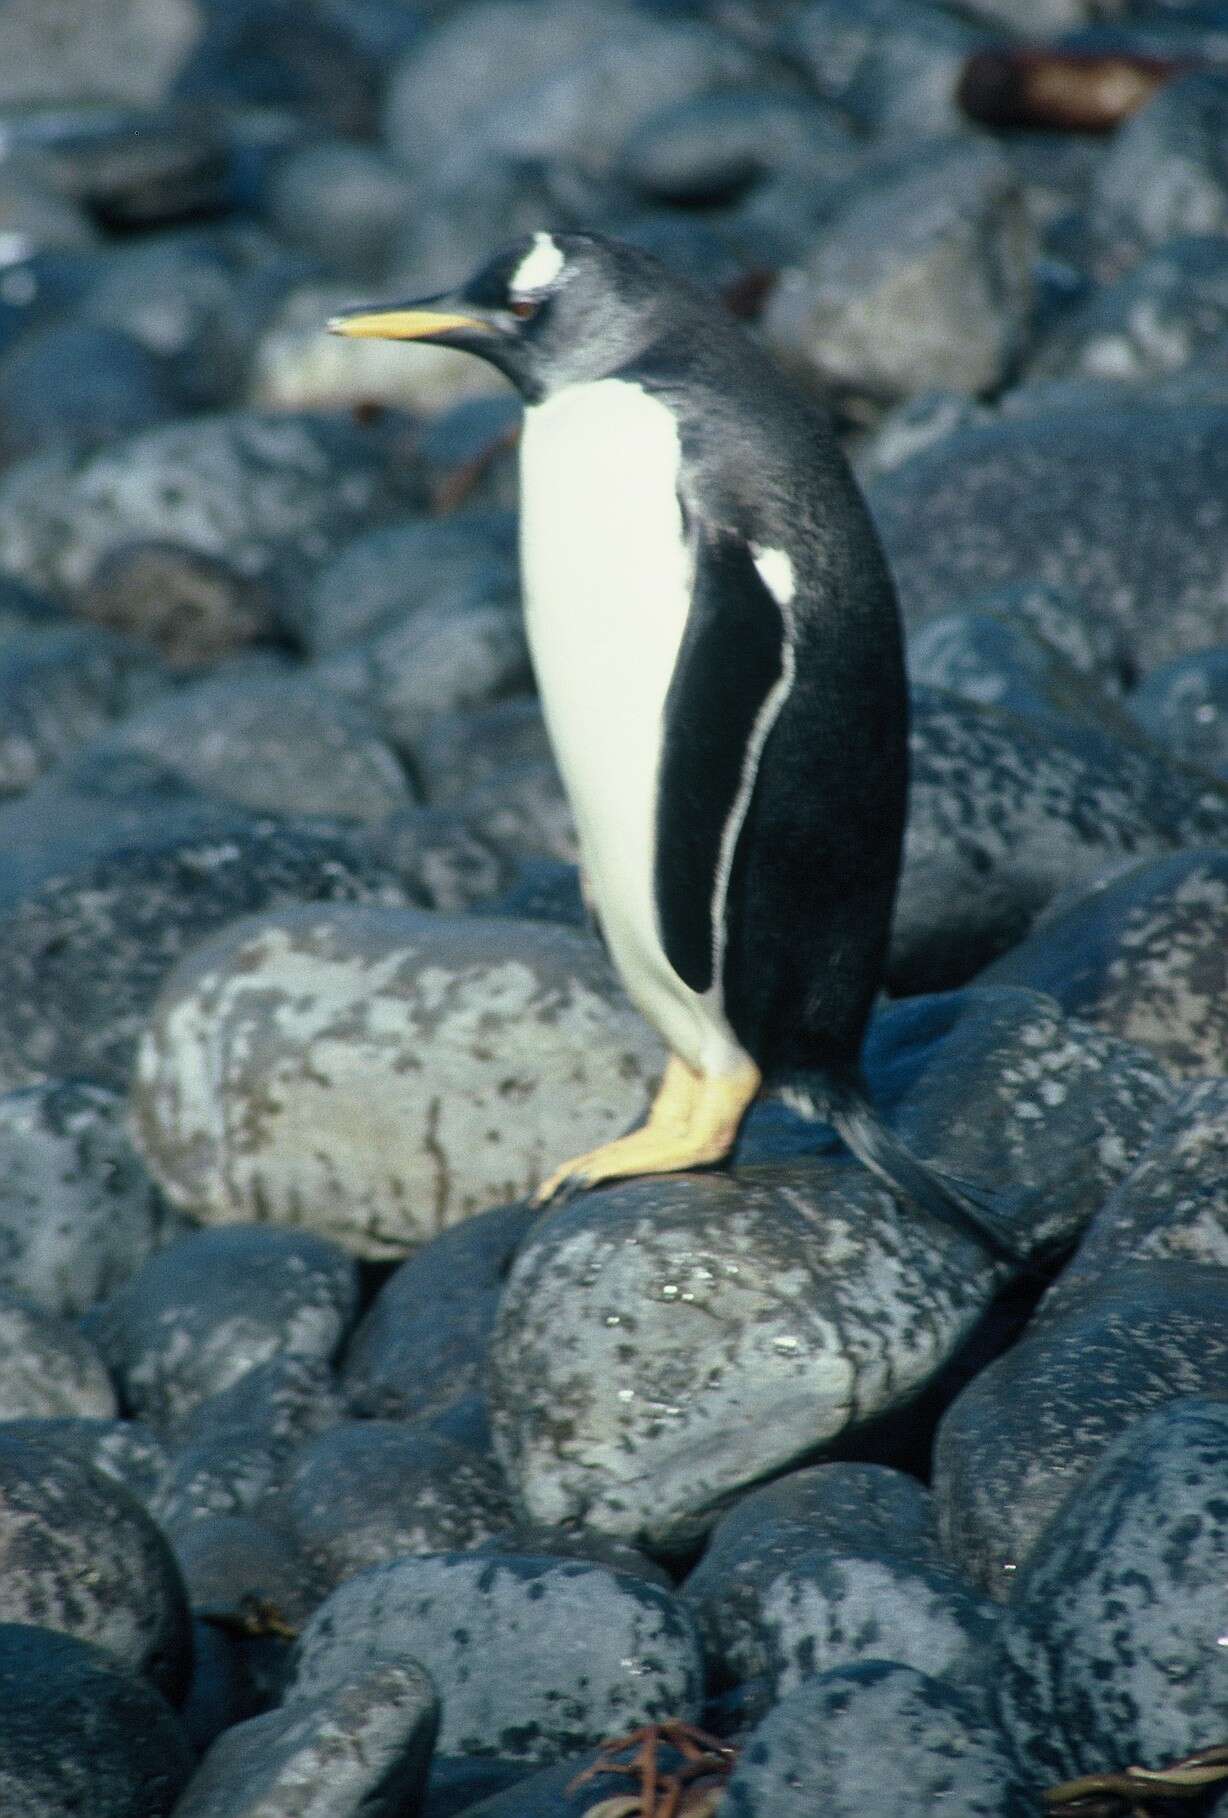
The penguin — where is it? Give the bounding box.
[331,231,1018,1262]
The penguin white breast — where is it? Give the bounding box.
[519,377,748,1076]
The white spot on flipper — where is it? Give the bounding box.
[510,232,565,299]
[751,543,795,605]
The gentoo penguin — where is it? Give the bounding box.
[331,232,1016,1260]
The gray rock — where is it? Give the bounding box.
[0,1434,191,1697]
[0,1292,116,1420]
[169,1512,324,1635]
[0,1623,193,1817]
[105,669,413,823]
[1091,73,1228,254]
[855,386,994,481]
[131,904,662,1259]
[779,0,989,140]
[0,320,182,462]
[359,805,511,913]
[949,0,1102,27]
[414,699,553,811]
[933,1262,1228,1598]
[0,158,101,262]
[0,0,202,108]
[284,1420,515,1588]
[906,610,1135,736]
[1127,644,1228,779]
[948,581,1130,692]
[292,1553,703,1763]
[0,1079,184,1315]
[1027,234,1228,387]
[341,1202,537,1420]
[3,102,231,232]
[723,1662,1030,1818]
[682,1463,943,1682]
[0,621,163,797]
[979,849,1228,1079]
[450,758,577,867]
[893,687,1228,990]
[489,1163,1004,1552]
[867,407,1228,671]
[262,139,418,277]
[0,410,422,601]
[80,540,280,671]
[760,1553,1000,1698]
[764,138,1034,404]
[618,86,860,206]
[296,513,518,658]
[993,1398,1228,1782]
[172,1660,438,1818]
[82,1225,358,1429]
[0,1417,168,1511]
[486,859,586,930]
[0,819,410,1092]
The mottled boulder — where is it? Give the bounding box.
[1127,644,1228,780]
[868,410,1228,671]
[80,540,279,671]
[1090,73,1228,255]
[0,1417,168,1513]
[0,1623,193,1818]
[0,1292,116,1420]
[893,687,1228,989]
[172,1661,438,1818]
[450,758,577,867]
[994,1398,1228,1782]
[131,904,662,1258]
[779,0,988,140]
[933,1263,1228,1598]
[82,1225,358,1429]
[905,609,1135,736]
[683,1463,943,1682]
[292,1553,703,1764]
[262,140,418,277]
[978,850,1228,1078]
[360,805,512,913]
[0,1435,192,1698]
[723,1663,1030,1818]
[169,1513,323,1637]
[0,1079,184,1315]
[0,820,410,1092]
[0,621,163,797]
[764,138,1034,404]
[413,698,553,810]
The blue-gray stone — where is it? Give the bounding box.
[1127,644,1228,780]
[779,0,989,140]
[0,319,182,461]
[0,1290,116,1419]
[0,621,164,797]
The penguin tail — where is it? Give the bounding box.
[779,1070,1024,1266]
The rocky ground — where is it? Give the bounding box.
[2,0,1228,1814]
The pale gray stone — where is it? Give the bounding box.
[131,904,663,1258]
[0,0,202,108]
[0,1292,116,1420]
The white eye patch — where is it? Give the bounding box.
[508,231,565,302]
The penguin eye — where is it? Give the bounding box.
[508,296,541,320]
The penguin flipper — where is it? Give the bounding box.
[654,521,790,996]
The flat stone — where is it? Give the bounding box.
[292,1552,703,1764]
[82,1225,358,1428]
[867,408,1228,671]
[723,1662,1029,1818]
[172,1660,438,1818]
[0,1623,193,1817]
[978,849,1228,1079]
[993,1398,1228,1782]
[0,1434,192,1698]
[131,904,662,1258]
[0,820,410,1092]
[932,1262,1228,1599]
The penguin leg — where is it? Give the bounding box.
[532,1054,761,1206]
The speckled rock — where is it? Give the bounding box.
[0,1623,193,1817]
[1127,645,1228,779]
[284,1420,515,1588]
[993,1398,1228,1782]
[0,1434,191,1697]
[296,513,518,659]
[0,1292,117,1420]
[1090,73,1228,255]
[0,0,203,108]
[172,1659,438,1818]
[79,540,280,671]
[413,699,552,810]
[0,1417,168,1512]
[152,1352,345,1528]
[131,904,663,1259]
[0,1079,185,1315]
[927,580,1129,693]
[0,820,410,1092]
[105,668,413,823]
[779,0,988,140]
[0,411,422,601]
[933,1263,1228,1599]
[82,1225,358,1429]
[893,687,1228,990]
[867,409,1228,671]
[341,1202,537,1420]
[360,805,511,913]
[489,1162,1005,1552]
[0,161,100,264]
[292,1553,703,1764]
[905,610,1134,736]
[978,850,1228,1079]
[723,1662,1030,1818]
[764,138,1034,404]
[682,1463,944,1683]
[450,758,577,867]
[0,621,164,797]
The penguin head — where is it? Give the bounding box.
[329,232,679,402]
